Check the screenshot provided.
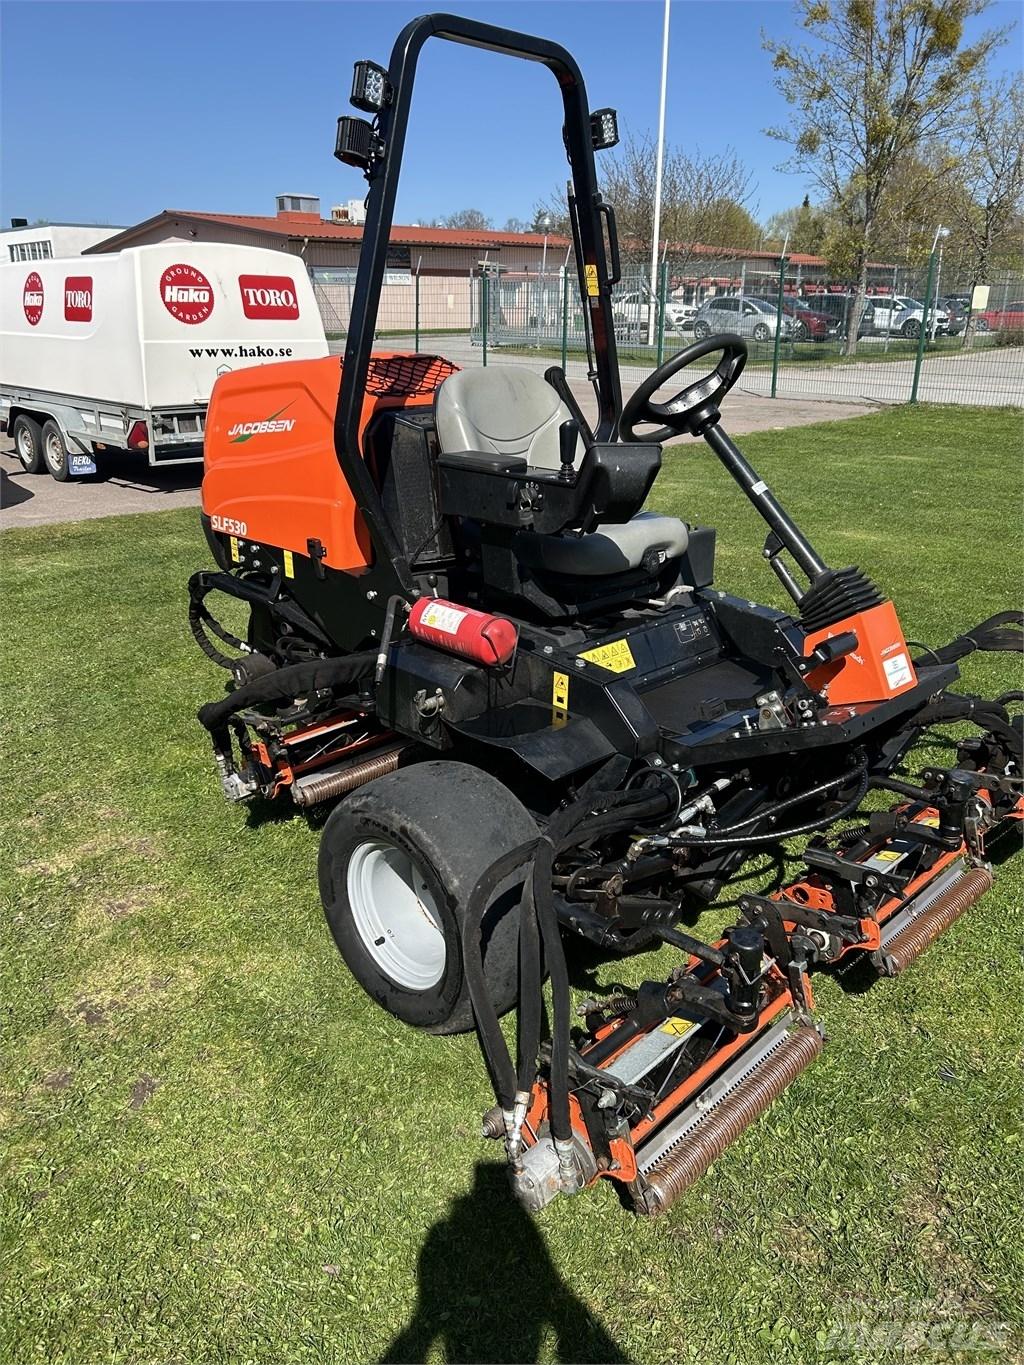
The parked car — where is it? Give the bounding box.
[747,296,839,341]
[801,293,872,337]
[938,297,968,336]
[611,290,692,337]
[861,295,950,338]
[973,299,1024,333]
[692,295,793,343]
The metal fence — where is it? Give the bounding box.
[312,261,1024,409]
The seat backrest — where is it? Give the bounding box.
[435,366,584,471]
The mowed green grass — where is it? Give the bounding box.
[2,405,1022,1365]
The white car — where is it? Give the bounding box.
[865,295,949,338]
[612,290,692,336]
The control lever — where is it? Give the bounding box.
[558,419,578,481]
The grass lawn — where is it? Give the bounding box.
[2,405,1022,1364]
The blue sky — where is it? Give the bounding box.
[2,0,1020,231]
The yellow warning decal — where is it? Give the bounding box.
[873,849,903,863]
[660,1018,694,1036]
[583,263,599,297]
[229,536,240,564]
[580,639,636,674]
[283,549,295,579]
[552,671,570,711]
[918,815,940,828]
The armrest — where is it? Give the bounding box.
[436,451,526,475]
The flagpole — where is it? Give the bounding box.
[647,0,671,348]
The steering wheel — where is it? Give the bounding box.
[619,333,748,443]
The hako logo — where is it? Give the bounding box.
[238,274,300,320]
[160,263,214,324]
[64,276,93,323]
[23,272,44,326]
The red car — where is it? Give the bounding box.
[749,297,839,341]
[975,300,1024,332]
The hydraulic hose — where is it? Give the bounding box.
[680,767,871,848]
[715,766,867,835]
[516,873,543,1096]
[532,836,572,1142]
[196,652,376,735]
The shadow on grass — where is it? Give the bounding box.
[381,1162,631,1365]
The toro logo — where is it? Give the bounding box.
[64,276,93,322]
[160,263,214,324]
[23,272,44,326]
[238,274,300,320]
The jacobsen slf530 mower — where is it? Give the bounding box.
[189,15,1022,1215]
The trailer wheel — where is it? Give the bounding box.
[318,761,538,1034]
[41,420,71,482]
[12,415,44,473]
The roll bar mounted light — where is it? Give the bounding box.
[335,60,392,176]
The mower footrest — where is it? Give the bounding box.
[633,1016,822,1216]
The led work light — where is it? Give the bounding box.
[590,108,619,150]
[335,116,380,172]
[350,60,391,113]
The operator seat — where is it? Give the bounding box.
[434,366,687,576]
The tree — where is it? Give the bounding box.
[764,0,1005,353]
[762,195,828,254]
[947,76,1024,342]
[437,208,492,230]
[535,131,757,283]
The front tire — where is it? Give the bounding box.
[318,761,538,1034]
[692,320,711,340]
[12,415,44,473]
[901,318,921,339]
[752,323,771,343]
[41,420,71,481]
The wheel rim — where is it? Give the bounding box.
[45,429,65,473]
[16,425,35,464]
[347,839,446,990]
[754,325,769,341]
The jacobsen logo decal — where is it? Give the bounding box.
[238,275,300,320]
[23,272,44,326]
[64,276,93,322]
[160,263,214,324]
[228,404,295,443]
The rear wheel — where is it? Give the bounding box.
[12,415,44,473]
[318,761,538,1034]
[41,420,71,481]
[752,323,771,343]
[692,320,711,340]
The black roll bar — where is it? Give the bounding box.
[332,12,623,594]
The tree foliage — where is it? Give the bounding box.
[764,0,1006,350]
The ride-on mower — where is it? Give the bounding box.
[189,14,1023,1215]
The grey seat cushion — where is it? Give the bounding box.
[435,366,584,470]
[515,511,689,577]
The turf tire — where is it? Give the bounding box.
[318,760,538,1035]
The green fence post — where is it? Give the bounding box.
[414,268,420,354]
[481,273,488,367]
[560,269,569,372]
[910,250,938,403]
[656,260,668,368]
[770,249,787,399]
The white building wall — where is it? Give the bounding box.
[1,224,125,262]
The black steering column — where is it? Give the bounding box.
[619,332,830,596]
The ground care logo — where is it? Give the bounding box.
[228,404,295,443]
[238,274,300,320]
[23,272,44,326]
[160,263,214,324]
[64,276,93,322]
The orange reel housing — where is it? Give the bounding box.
[201,352,458,571]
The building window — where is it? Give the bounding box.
[9,240,52,261]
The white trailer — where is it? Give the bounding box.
[0,243,328,480]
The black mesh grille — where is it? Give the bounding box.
[365,354,457,397]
